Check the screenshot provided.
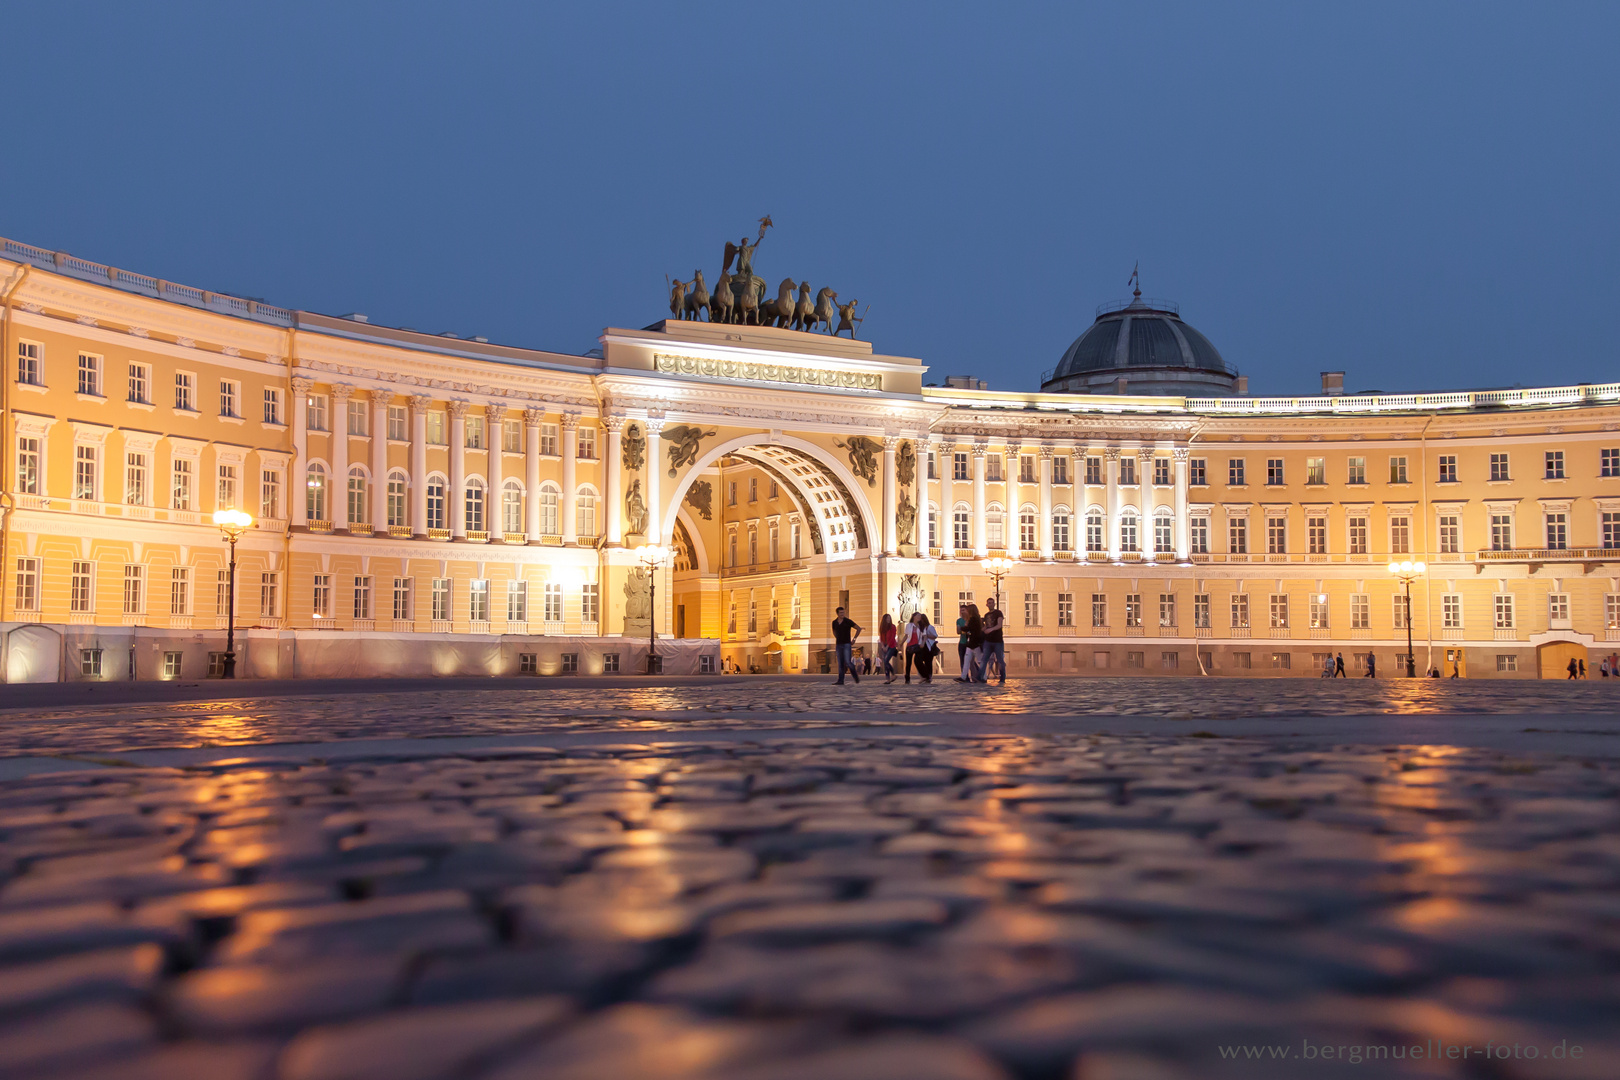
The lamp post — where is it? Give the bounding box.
[213,509,254,678]
[1387,559,1425,678]
[634,544,669,674]
[981,555,1016,613]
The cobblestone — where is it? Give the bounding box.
[0,690,1616,1078]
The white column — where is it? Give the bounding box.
[410,395,430,537]
[1039,444,1054,561]
[523,407,543,542]
[1139,448,1155,557]
[561,412,579,546]
[1106,447,1121,560]
[1174,447,1190,560]
[448,401,468,540]
[371,396,389,531]
[913,435,928,556]
[290,376,311,528]
[972,443,988,556]
[939,442,956,558]
[645,419,664,545]
[329,384,352,530]
[604,417,624,547]
[881,436,899,556]
[486,404,505,542]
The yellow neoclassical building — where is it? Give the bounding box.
[3,235,1619,682]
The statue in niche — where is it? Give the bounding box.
[897,574,926,623]
[895,489,917,551]
[625,479,648,538]
[623,567,650,625]
[686,480,713,521]
[664,425,716,477]
[896,440,916,488]
[622,423,645,472]
[834,435,881,486]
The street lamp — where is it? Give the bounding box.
[213,508,254,678]
[634,544,669,674]
[981,555,1016,613]
[1387,559,1426,678]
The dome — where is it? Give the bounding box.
[1042,292,1239,397]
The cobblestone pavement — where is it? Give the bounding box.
[2,722,1618,1079]
[3,678,1620,758]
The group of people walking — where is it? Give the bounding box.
[830,598,1008,686]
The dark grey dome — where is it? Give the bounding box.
[1041,294,1239,397]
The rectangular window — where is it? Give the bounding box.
[1608,593,1620,629]
[1491,514,1513,551]
[1118,457,1136,486]
[347,399,368,436]
[1266,458,1284,485]
[1545,512,1567,550]
[953,451,970,480]
[1091,593,1108,628]
[1308,515,1327,554]
[1159,593,1176,627]
[122,564,144,615]
[306,394,328,431]
[1153,458,1171,486]
[1348,515,1368,554]
[1193,594,1210,628]
[220,380,240,418]
[1392,593,1410,629]
[216,570,229,616]
[1123,595,1142,628]
[170,458,193,510]
[1228,458,1246,486]
[1438,455,1457,483]
[749,478,758,503]
[75,444,99,501]
[602,652,620,673]
[1189,458,1206,486]
[507,580,528,623]
[1119,514,1137,553]
[1228,517,1247,554]
[163,651,182,679]
[1024,592,1040,627]
[503,418,522,452]
[1439,514,1460,554]
[174,372,195,411]
[1267,516,1286,554]
[536,424,556,456]
[13,557,40,612]
[1231,593,1249,628]
[561,653,579,674]
[582,582,600,624]
[469,580,490,623]
[1189,516,1209,555]
[81,649,103,677]
[1347,457,1366,484]
[432,578,451,621]
[1052,456,1069,484]
[1389,514,1410,554]
[1052,513,1070,552]
[1545,450,1565,480]
[1310,595,1328,628]
[1057,592,1074,627]
[77,352,102,395]
[1085,456,1103,485]
[388,405,408,441]
[1602,448,1619,478]
[127,363,150,404]
[312,574,332,619]
[263,387,283,425]
[260,572,279,618]
[986,454,1003,482]
[1026,651,1043,669]
[71,561,94,613]
[16,340,42,385]
[1271,652,1291,670]
[1153,515,1171,552]
[169,567,190,616]
[1020,455,1037,483]
[953,509,970,549]
[748,596,757,633]
[1494,594,1515,629]
[927,452,937,480]
[1604,511,1620,549]
[465,415,485,449]
[1490,453,1510,482]
[15,436,39,495]
[1442,594,1462,629]
[261,470,281,520]
[1126,651,1145,669]
[1351,593,1370,629]
[1269,593,1288,629]
[217,464,238,510]
[544,582,563,623]
[426,410,446,445]
[353,576,373,620]
[1496,654,1518,672]
[125,452,148,505]
[1306,457,1325,485]
[393,578,413,621]
[1389,456,1408,483]
[1085,513,1104,552]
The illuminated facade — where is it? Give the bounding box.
[3,237,1618,681]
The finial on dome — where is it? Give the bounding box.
[1128,261,1140,300]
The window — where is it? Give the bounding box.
[1124,593,1142,627]
[1347,457,1366,484]
[1161,651,1179,670]
[1057,593,1074,627]
[1027,651,1044,670]
[1545,451,1565,480]
[81,649,103,677]
[1119,511,1137,553]
[507,581,528,623]
[502,481,523,535]
[768,522,780,563]
[1018,455,1036,483]
[582,582,600,624]
[172,372,196,411]
[1437,455,1457,483]
[1608,593,1620,629]
[1604,511,1620,549]
[347,399,368,436]
[1494,594,1515,629]
[1189,516,1209,555]
[1350,593,1369,629]
[1085,457,1103,485]
[71,561,93,613]
[1189,458,1206,486]
[1266,458,1284,485]
[1442,594,1462,629]
[125,452,148,505]
[1491,513,1513,551]
[13,558,40,612]
[74,444,99,501]
[1024,592,1040,627]
[1271,652,1291,670]
[986,506,1005,549]
[1126,651,1145,669]
[1389,457,1408,483]
[748,478,758,503]
[169,567,190,616]
[347,468,368,525]
[215,570,229,616]
[1392,593,1410,629]
[1390,514,1410,554]
[464,478,485,533]
[1603,448,1619,478]
[1159,593,1176,627]
[260,572,279,618]
[122,564,144,615]
[261,470,281,521]
[953,452,969,480]
[15,436,39,495]
[748,595,757,633]
[539,424,558,456]
[1496,654,1518,672]
[1052,511,1070,552]
[1439,514,1459,554]
[431,578,451,622]
[1306,458,1325,485]
[1053,456,1069,484]
[163,652,182,679]
[577,491,598,538]
[1269,594,1289,629]
[77,353,101,395]
[602,652,620,674]
[388,405,408,441]
[986,454,1003,482]
[214,463,239,511]
[127,363,150,404]
[538,483,559,535]
[570,426,593,460]
[426,410,446,445]
[1310,594,1328,628]
[312,574,332,619]
[465,415,485,450]
[1085,512,1104,552]
[1228,458,1245,486]
[1151,512,1171,553]
[1228,517,1247,554]
[503,418,522,453]
[353,577,374,621]
[427,477,447,531]
[1118,457,1135,486]
[748,527,758,565]
[1231,593,1249,628]
[1308,516,1326,555]
[263,387,282,425]
[306,393,328,431]
[1153,458,1171,486]
[16,340,42,385]
[169,458,193,510]
[1490,453,1510,482]
[1545,512,1567,550]
[220,380,240,418]
[953,507,970,549]
[1091,593,1108,627]
[393,578,413,621]
[1267,516,1286,554]
[1194,594,1210,628]
[469,580,490,623]
[305,464,327,521]
[1348,515,1368,554]
[927,452,937,480]
[769,480,778,500]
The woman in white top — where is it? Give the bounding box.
[903,612,938,684]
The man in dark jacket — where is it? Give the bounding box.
[832,607,862,685]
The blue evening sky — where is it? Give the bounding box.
[4,2,1616,396]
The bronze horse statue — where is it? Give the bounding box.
[810,287,838,334]
[791,282,814,331]
[761,278,798,328]
[683,269,709,321]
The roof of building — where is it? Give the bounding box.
[1048,293,1232,383]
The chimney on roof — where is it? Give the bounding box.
[1115,377,1129,395]
[1321,371,1344,396]
[342,313,369,324]
[944,375,988,390]
[1235,376,1249,395]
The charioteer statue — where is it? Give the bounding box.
[666,217,863,337]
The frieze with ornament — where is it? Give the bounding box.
[654,352,882,391]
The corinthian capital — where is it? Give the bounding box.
[1173,446,1190,462]
[523,407,545,427]
[560,412,580,431]
[330,383,354,404]
[410,394,433,415]
[290,376,314,396]
[446,400,469,419]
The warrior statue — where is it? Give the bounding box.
[623,567,651,622]
[835,297,862,339]
[625,479,648,538]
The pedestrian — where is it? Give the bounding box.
[878,613,899,684]
[981,597,1007,685]
[831,606,863,685]
[1568,657,1579,680]
[1579,658,1586,679]
[1321,655,1334,678]
[862,649,873,676]
[904,612,938,683]
[955,604,971,680]
[1601,656,1611,678]
[1451,658,1461,678]
[962,605,987,683]
[1334,652,1346,678]
[1365,654,1376,678]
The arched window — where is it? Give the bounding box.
[1154,510,1174,553]
[305,463,327,522]
[952,502,971,549]
[986,504,1005,549]
[576,487,598,538]
[539,482,559,535]
[1085,510,1105,552]
[1053,506,1071,552]
[1018,504,1038,551]
[426,475,446,531]
[1120,509,1139,553]
[387,471,408,528]
[464,477,485,533]
[347,466,368,525]
[502,480,524,536]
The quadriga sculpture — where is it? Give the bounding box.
[683,270,709,321]
[810,287,837,334]
[762,278,798,328]
[792,282,814,331]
